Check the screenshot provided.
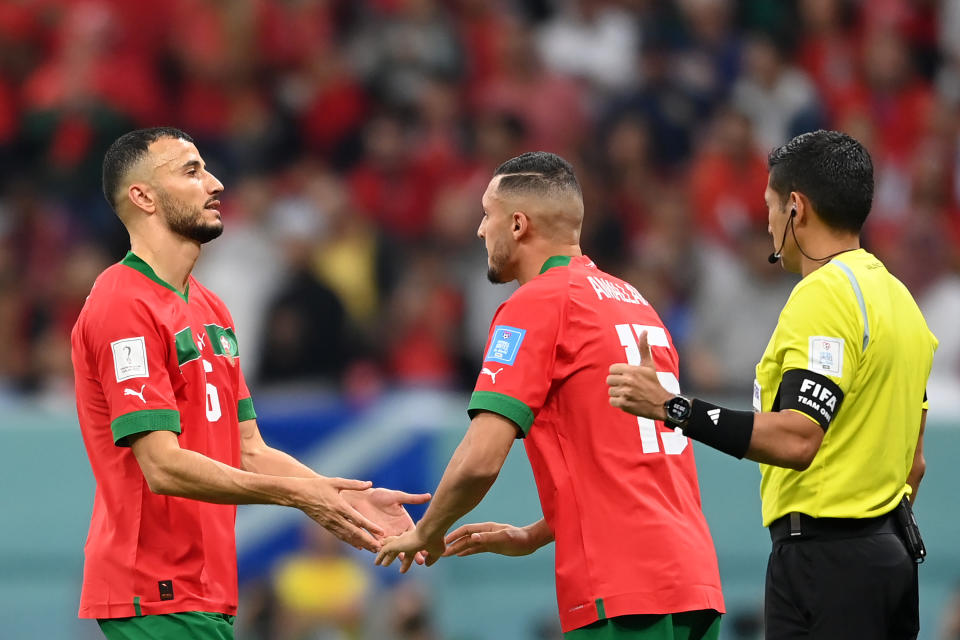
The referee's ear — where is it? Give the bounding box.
[789,191,814,228]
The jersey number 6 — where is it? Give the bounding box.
[202,359,223,422]
[615,324,687,455]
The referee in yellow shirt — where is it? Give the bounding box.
[607,130,937,639]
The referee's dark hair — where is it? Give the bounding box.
[102,127,194,213]
[494,151,583,199]
[767,130,874,232]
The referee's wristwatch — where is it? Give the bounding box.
[663,395,693,427]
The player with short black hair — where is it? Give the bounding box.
[102,127,195,211]
[73,128,429,640]
[767,129,874,232]
[607,130,936,639]
[493,150,584,197]
[377,152,725,639]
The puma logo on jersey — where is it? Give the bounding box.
[124,384,147,404]
[480,367,503,384]
[707,408,721,425]
[196,332,205,352]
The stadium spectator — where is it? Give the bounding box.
[535,0,641,94]
[383,248,464,387]
[294,45,371,168]
[688,106,769,246]
[257,179,351,386]
[270,525,371,640]
[672,0,744,110]
[593,114,659,259]
[385,582,439,640]
[921,268,960,415]
[349,0,463,110]
[617,186,699,349]
[684,225,795,394]
[939,581,960,640]
[472,17,588,153]
[348,112,439,241]
[796,0,861,115]
[731,33,822,150]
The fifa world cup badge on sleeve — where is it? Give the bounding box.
[485,325,526,366]
[111,337,149,382]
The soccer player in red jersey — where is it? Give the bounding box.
[72,128,430,640]
[377,152,724,639]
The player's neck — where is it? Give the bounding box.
[798,229,860,278]
[129,233,201,294]
[516,245,582,285]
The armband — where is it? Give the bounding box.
[776,369,844,431]
[680,399,755,459]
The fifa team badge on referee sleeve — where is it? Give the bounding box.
[485,325,527,365]
[808,336,844,377]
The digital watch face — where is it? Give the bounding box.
[665,396,692,424]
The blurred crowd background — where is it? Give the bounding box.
[2,0,960,406]
[2,0,960,638]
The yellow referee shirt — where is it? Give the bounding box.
[754,249,937,526]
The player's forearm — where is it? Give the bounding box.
[745,410,825,470]
[906,410,927,504]
[142,446,313,507]
[241,440,393,516]
[416,445,500,541]
[243,443,318,479]
[416,412,515,541]
[522,518,555,549]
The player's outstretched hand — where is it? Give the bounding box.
[298,476,385,553]
[443,522,542,557]
[375,528,445,574]
[607,330,672,420]
[343,487,432,565]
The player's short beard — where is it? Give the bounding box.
[156,188,223,244]
[486,238,511,284]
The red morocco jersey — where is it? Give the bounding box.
[71,252,257,619]
[468,255,724,633]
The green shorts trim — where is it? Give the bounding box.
[98,611,235,640]
[564,610,721,640]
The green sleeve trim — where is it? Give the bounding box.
[111,409,181,447]
[468,391,534,436]
[133,596,142,617]
[237,397,257,422]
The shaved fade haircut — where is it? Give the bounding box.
[493,151,582,200]
[102,127,194,213]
